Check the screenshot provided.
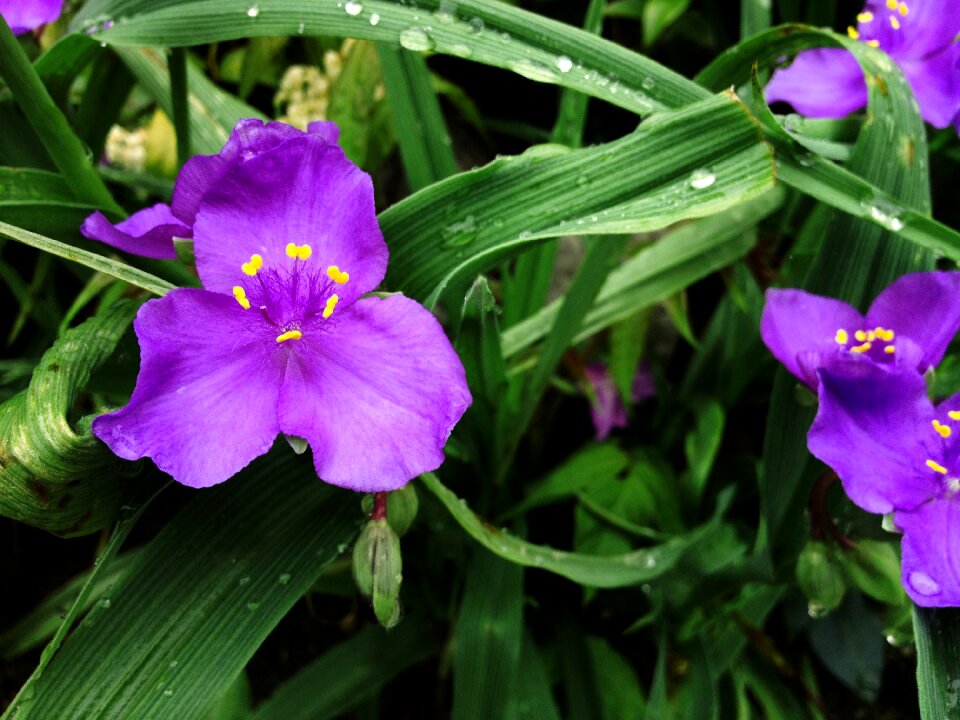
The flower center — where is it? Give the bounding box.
[229,244,349,343]
[834,325,896,356]
[847,1,909,48]
[925,410,960,493]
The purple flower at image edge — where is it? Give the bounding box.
[583,362,655,441]
[84,119,472,492]
[0,0,63,34]
[807,361,960,607]
[764,0,960,131]
[760,271,960,390]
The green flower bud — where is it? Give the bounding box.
[352,518,403,629]
[386,484,419,537]
[797,540,846,617]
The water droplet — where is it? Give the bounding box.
[442,215,477,247]
[641,76,655,91]
[909,571,941,596]
[169,660,179,668]
[507,59,556,83]
[689,168,717,189]
[97,598,111,609]
[807,602,830,618]
[238,576,251,586]
[246,4,260,18]
[369,12,381,25]
[162,688,174,697]
[337,542,349,554]
[297,21,305,33]
[344,0,363,16]
[555,55,573,73]
[468,17,484,33]
[576,175,590,187]
[644,555,656,569]
[247,602,261,611]
[278,572,292,585]
[399,27,434,52]
[518,230,532,240]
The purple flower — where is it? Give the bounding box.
[583,362,655,441]
[0,0,63,35]
[88,120,472,492]
[82,119,340,259]
[765,0,960,130]
[760,271,960,390]
[807,362,960,606]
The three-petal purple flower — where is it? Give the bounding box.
[765,0,960,130]
[0,0,63,35]
[86,120,472,492]
[760,271,960,390]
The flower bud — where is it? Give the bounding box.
[797,540,846,617]
[386,484,419,537]
[352,518,403,628]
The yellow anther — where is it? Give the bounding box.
[884,345,896,354]
[875,327,895,341]
[927,459,948,474]
[886,0,898,9]
[276,330,303,343]
[890,15,900,29]
[847,26,860,40]
[327,265,350,285]
[866,330,876,342]
[323,294,339,319]
[899,2,908,15]
[851,342,872,353]
[285,243,312,260]
[232,286,251,310]
[857,11,874,22]
[855,330,868,342]
[835,329,849,344]
[867,39,880,47]
[950,410,960,421]
[934,420,953,438]
[241,254,263,276]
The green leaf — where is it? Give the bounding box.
[842,539,906,606]
[0,301,138,536]
[683,399,725,506]
[642,0,692,46]
[453,550,524,720]
[0,167,97,235]
[915,607,960,720]
[11,455,360,720]
[504,633,562,720]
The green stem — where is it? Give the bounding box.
[0,16,122,215]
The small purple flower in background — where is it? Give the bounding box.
[0,0,63,35]
[765,0,960,131]
[807,362,960,606]
[760,271,960,390]
[583,362,655,441]
[84,119,472,492]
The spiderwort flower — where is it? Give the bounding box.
[765,0,960,130]
[582,362,655,441]
[807,362,960,606]
[760,272,960,390]
[85,120,472,492]
[0,0,63,35]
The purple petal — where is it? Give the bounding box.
[277,294,471,492]
[760,288,864,388]
[866,271,960,371]
[765,48,868,119]
[808,362,939,514]
[863,0,960,61]
[896,498,960,607]
[92,289,282,488]
[171,119,338,226]
[80,204,188,260]
[193,134,388,304]
[900,45,960,129]
[0,0,63,34]
[584,363,629,441]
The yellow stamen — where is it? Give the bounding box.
[851,342,872,353]
[886,0,898,9]
[241,254,263,276]
[847,25,860,40]
[875,327,895,341]
[927,459,948,474]
[884,345,896,354]
[867,39,880,47]
[899,2,908,16]
[857,11,874,22]
[232,286,250,310]
[855,330,868,342]
[323,294,339,319]
[327,265,350,284]
[285,243,313,260]
[835,329,849,344]
[950,410,960,421]
[934,420,953,438]
[866,330,876,342]
[890,15,900,29]
[276,330,303,343]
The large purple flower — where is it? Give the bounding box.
[760,271,960,390]
[808,362,960,606]
[765,0,960,130]
[0,0,63,35]
[87,120,472,492]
